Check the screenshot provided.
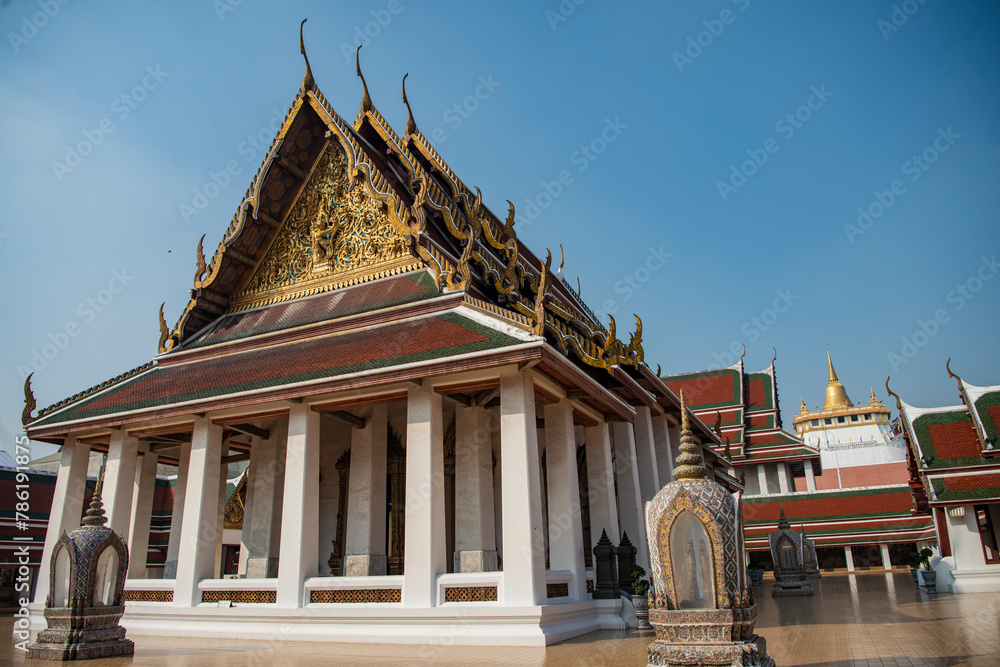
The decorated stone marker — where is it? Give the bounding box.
[645,391,774,667]
[27,468,134,660]
[768,505,815,597]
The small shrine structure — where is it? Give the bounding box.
[768,506,815,597]
[645,391,774,667]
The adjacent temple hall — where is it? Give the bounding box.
[22,37,736,645]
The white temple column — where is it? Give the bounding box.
[237,444,257,576]
[804,460,817,491]
[844,546,855,572]
[584,420,619,544]
[403,383,446,607]
[633,406,660,498]
[276,403,320,607]
[345,404,388,576]
[544,399,587,600]
[245,421,287,578]
[213,464,228,579]
[880,543,892,570]
[127,450,159,579]
[103,430,138,539]
[777,464,790,494]
[454,405,497,572]
[34,437,90,603]
[757,464,770,496]
[652,414,673,487]
[163,441,191,579]
[611,421,649,569]
[174,418,223,607]
[499,372,545,606]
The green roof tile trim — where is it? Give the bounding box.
[746,522,934,538]
[931,477,1000,503]
[974,391,1000,446]
[31,312,523,427]
[181,270,440,350]
[911,409,981,469]
[745,510,914,524]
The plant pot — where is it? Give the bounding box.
[910,568,920,589]
[631,594,652,630]
[922,568,937,595]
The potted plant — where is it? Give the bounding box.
[916,548,937,594]
[629,565,652,630]
[747,554,765,587]
[907,551,921,589]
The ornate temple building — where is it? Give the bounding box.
[664,350,935,571]
[21,30,736,646]
[889,361,1000,593]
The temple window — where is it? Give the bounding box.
[811,419,819,427]
[837,416,845,424]
[975,505,1000,565]
[824,418,832,425]
[669,511,714,609]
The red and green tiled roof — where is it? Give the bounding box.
[31,312,522,427]
[973,390,1000,448]
[663,368,742,410]
[181,270,440,350]
[744,486,917,523]
[910,409,982,469]
[930,473,1000,503]
[746,372,775,412]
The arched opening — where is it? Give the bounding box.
[668,511,714,609]
[777,536,797,570]
[53,546,71,607]
[93,547,119,607]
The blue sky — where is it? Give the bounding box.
[2,1,999,458]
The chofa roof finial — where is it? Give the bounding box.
[299,19,314,92]
[356,45,373,112]
[22,373,36,426]
[402,73,417,135]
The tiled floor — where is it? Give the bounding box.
[4,572,997,666]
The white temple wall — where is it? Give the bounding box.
[944,504,1000,593]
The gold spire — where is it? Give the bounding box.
[800,396,807,414]
[672,390,708,480]
[870,387,879,406]
[823,347,853,410]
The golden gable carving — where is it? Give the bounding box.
[229,142,418,312]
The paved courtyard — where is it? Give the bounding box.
[4,572,997,666]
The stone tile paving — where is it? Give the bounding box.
[3,572,996,666]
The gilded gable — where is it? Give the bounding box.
[229,141,418,312]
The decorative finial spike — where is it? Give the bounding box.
[194,234,208,284]
[558,244,565,273]
[771,346,777,366]
[533,250,551,337]
[356,45,373,112]
[82,459,108,527]
[656,364,662,378]
[673,389,708,480]
[299,19,314,91]
[402,73,417,135]
[22,373,37,426]
[739,343,746,366]
[576,276,582,295]
[777,503,790,530]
